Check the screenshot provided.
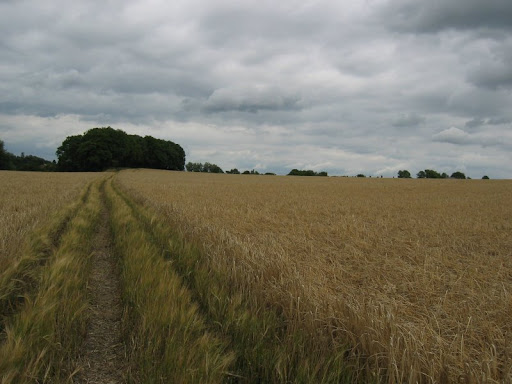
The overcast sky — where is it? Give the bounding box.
[1,0,511,177]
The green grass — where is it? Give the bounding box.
[0,178,103,383]
[0,183,91,333]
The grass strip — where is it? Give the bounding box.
[113,178,354,383]
[0,179,103,383]
[0,182,92,332]
[105,178,234,383]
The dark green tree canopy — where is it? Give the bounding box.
[417,169,446,179]
[450,171,466,179]
[1,139,56,171]
[56,127,185,172]
[0,140,9,170]
[397,170,411,178]
[288,169,328,176]
[185,162,224,173]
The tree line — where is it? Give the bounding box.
[0,140,56,171]
[57,127,185,172]
[2,134,493,179]
[287,169,328,176]
[186,163,329,176]
[397,169,489,179]
[186,162,278,175]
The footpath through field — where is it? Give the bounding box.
[73,180,125,383]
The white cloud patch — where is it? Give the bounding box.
[432,127,470,144]
[432,126,511,149]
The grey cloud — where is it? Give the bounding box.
[392,113,425,127]
[488,117,511,125]
[204,86,302,114]
[465,118,485,128]
[465,116,511,128]
[467,64,512,90]
[380,0,512,34]
[197,2,337,48]
[0,0,511,178]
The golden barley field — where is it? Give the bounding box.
[117,169,512,383]
[0,171,102,268]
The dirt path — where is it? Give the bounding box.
[73,193,125,384]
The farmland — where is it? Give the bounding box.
[0,169,511,383]
[0,171,101,268]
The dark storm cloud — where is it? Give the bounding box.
[488,117,511,125]
[465,118,486,129]
[465,116,511,129]
[467,64,512,90]
[381,0,512,33]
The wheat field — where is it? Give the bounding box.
[117,169,512,383]
[0,171,101,268]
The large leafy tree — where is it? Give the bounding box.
[57,127,185,171]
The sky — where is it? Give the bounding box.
[1,0,511,178]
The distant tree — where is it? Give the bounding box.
[186,162,223,173]
[202,162,212,172]
[186,162,203,172]
[288,169,327,176]
[441,172,449,179]
[450,171,466,179]
[424,169,442,178]
[397,170,411,178]
[417,169,444,178]
[15,154,57,171]
[202,162,224,173]
[0,140,55,171]
[0,140,10,170]
[226,168,240,174]
[209,164,224,173]
[242,170,251,174]
[356,174,366,178]
[250,169,259,175]
[482,175,490,179]
[264,172,276,175]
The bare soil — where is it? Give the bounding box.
[73,199,125,384]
